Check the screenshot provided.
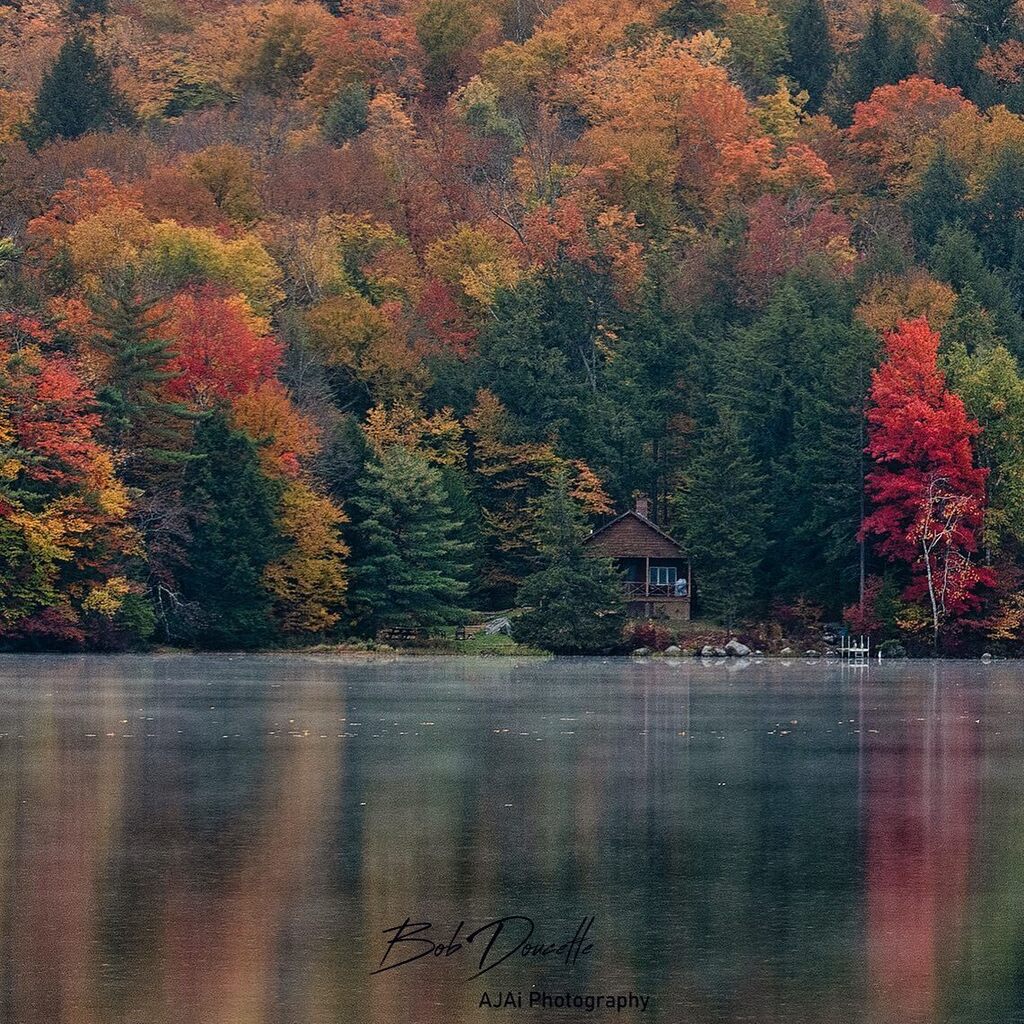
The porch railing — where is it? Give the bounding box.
[622,582,688,599]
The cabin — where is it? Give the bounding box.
[583,497,691,621]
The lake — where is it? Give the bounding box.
[0,654,1021,1024]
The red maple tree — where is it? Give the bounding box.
[164,288,283,406]
[860,318,993,646]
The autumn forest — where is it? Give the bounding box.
[2,0,1024,652]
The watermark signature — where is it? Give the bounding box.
[371,915,596,980]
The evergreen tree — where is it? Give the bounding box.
[929,226,1024,356]
[322,82,370,144]
[846,8,918,106]
[89,274,199,485]
[179,414,284,648]
[657,0,725,38]
[957,0,1017,44]
[675,414,768,625]
[847,8,891,104]
[514,471,626,654]
[601,299,694,509]
[348,446,469,634]
[942,287,1002,354]
[933,22,987,101]
[22,33,132,150]
[712,279,873,609]
[905,146,969,254]
[68,0,107,18]
[785,0,834,111]
[780,314,876,609]
[973,144,1024,270]
[476,268,624,468]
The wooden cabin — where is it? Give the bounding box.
[583,497,691,621]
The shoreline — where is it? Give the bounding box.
[0,645,1010,662]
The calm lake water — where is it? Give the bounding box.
[0,655,1022,1024]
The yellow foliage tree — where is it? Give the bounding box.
[147,221,285,314]
[231,382,321,479]
[264,482,349,634]
[363,402,466,465]
[425,225,524,310]
[186,145,264,225]
[855,271,957,335]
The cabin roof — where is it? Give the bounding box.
[583,509,687,559]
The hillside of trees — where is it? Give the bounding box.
[2,0,1024,652]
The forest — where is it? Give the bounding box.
[2,0,1024,653]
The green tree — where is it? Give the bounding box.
[905,145,969,254]
[244,16,314,96]
[956,0,1017,43]
[945,341,1024,558]
[179,414,284,648]
[675,413,768,626]
[657,0,725,38]
[930,226,1024,356]
[89,274,199,485]
[785,0,834,111]
[514,471,626,654]
[600,299,694,510]
[415,0,482,94]
[846,8,918,107]
[943,286,1002,354]
[348,446,469,634]
[933,22,987,101]
[68,0,107,18]
[22,33,132,150]
[323,81,370,144]
[476,267,627,474]
[973,145,1024,270]
[712,279,873,609]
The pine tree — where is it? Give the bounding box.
[179,414,284,648]
[712,279,874,610]
[785,0,834,111]
[973,145,1024,270]
[657,0,726,38]
[675,414,768,626]
[905,146,969,254]
[602,300,694,512]
[322,82,370,145]
[848,9,891,105]
[780,315,876,609]
[22,34,132,150]
[933,22,986,100]
[347,446,469,634]
[89,274,199,485]
[957,0,1017,44]
[846,8,918,107]
[942,287,1002,354]
[514,471,626,654]
[929,226,1024,357]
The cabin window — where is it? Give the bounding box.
[649,566,677,586]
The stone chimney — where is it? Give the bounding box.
[634,494,650,519]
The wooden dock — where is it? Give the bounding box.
[838,634,870,660]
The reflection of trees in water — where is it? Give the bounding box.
[0,656,132,1024]
[935,668,1024,1024]
[0,659,1021,1024]
[863,667,979,1024]
[341,660,865,1023]
[0,656,346,1024]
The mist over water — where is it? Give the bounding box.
[0,654,1018,1024]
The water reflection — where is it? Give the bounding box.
[0,656,1017,1023]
